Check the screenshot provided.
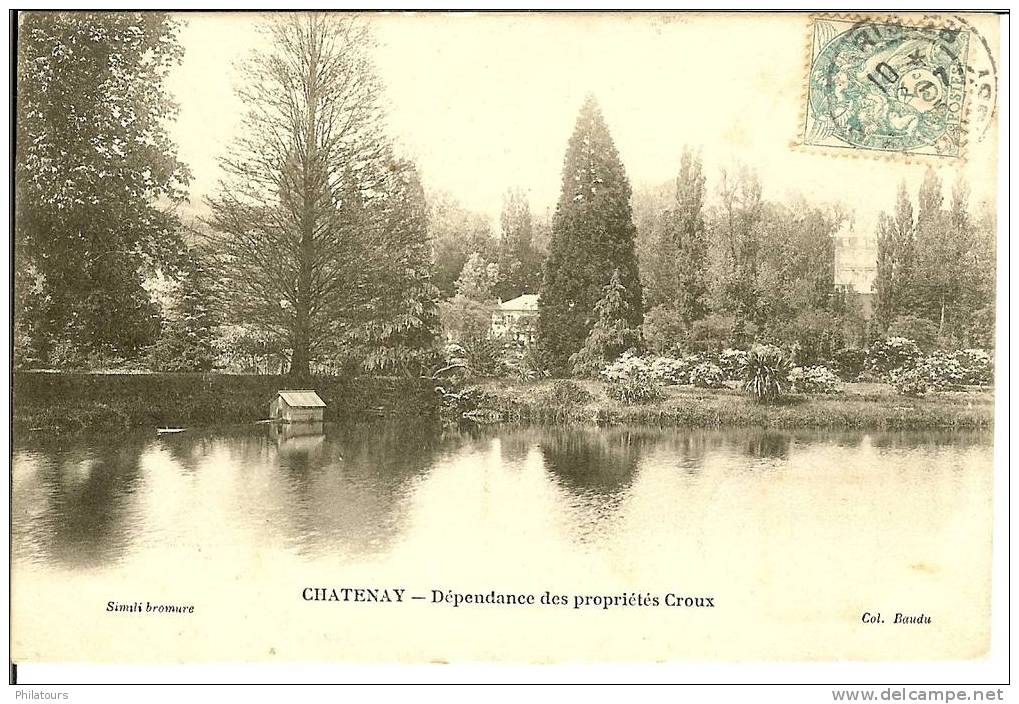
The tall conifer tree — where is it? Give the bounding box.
[537,96,642,373]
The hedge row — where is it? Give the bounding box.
[12,372,438,433]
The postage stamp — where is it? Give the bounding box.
[803,17,971,158]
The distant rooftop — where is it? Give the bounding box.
[497,294,539,312]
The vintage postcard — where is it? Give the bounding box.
[9,10,1004,676]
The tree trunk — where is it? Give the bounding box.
[289,328,310,381]
[288,22,318,386]
[938,295,946,337]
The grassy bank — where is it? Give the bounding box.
[474,379,994,430]
[12,372,438,435]
[12,372,994,436]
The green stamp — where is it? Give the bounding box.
[804,18,970,157]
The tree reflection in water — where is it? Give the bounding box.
[12,434,150,569]
[540,427,652,495]
[260,420,444,558]
[10,423,992,572]
[739,430,790,460]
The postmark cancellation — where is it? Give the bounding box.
[802,16,973,159]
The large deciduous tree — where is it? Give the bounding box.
[206,14,438,378]
[150,244,220,372]
[912,169,963,336]
[641,148,708,349]
[644,149,707,316]
[754,200,849,361]
[874,182,916,328]
[873,172,994,348]
[427,191,498,299]
[15,11,190,366]
[537,96,643,373]
[438,252,500,345]
[348,162,440,373]
[495,188,543,301]
[715,166,764,347]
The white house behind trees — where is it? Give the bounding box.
[491,294,539,346]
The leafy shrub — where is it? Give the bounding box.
[887,315,939,352]
[687,313,736,353]
[955,306,995,352]
[432,343,470,382]
[919,352,966,390]
[543,379,593,408]
[739,344,790,403]
[953,348,993,385]
[464,337,506,377]
[788,365,842,394]
[649,355,691,385]
[718,348,748,380]
[777,309,846,365]
[437,340,499,380]
[890,352,966,397]
[151,333,217,373]
[445,385,497,418]
[502,342,550,382]
[605,367,664,406]
[689,361,725,389]
[600,351,652,383]
[641,305,688,355]
[832,347,867,381]
[889,367,931,397]
[854,369,883,384]
[49,341,133,372]
[867,337,921,377]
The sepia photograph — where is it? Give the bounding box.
[7,7,1008,691]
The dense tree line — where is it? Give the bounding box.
[633,166,855,365]
[530,99,991,375]
[16,13,442,378]
[13,13,995,380]
[874,171,995,350]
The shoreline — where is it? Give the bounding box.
[11,371,438,435]
[472,379,994,431]
[11,372,994,435]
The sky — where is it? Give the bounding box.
[164,12,999,236]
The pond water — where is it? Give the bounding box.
[11,422,994,663]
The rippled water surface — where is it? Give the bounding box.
[11,422,994,662]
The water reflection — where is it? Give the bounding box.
[540,427,651,495]
[11,423,992,574]
[280,422,443,557]
[271,421,325,452]
[11,422,995,664]
[12,436,150,568]
[739,430,790,459]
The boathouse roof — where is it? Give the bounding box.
[277,390,326,408]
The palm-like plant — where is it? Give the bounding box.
[740,344,790,403]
